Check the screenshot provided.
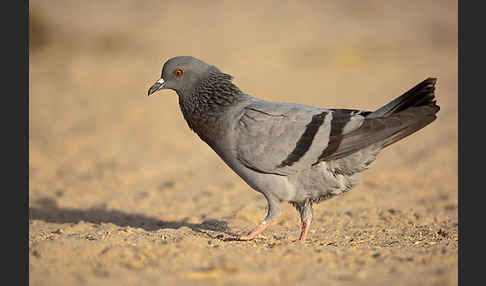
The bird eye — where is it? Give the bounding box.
[173,69,183,77]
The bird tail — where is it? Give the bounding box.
[367,77,440,148]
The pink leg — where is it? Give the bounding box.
[298,217,312,243]
[223,220,275,241]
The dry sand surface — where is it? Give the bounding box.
[29,1,458,285]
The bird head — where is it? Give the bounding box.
[147,56,217,96]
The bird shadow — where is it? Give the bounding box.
[29,197,230,236]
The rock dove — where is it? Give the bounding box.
[147,56,439,243]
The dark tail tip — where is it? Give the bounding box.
[369,77,440,118]
[411,77,438,108]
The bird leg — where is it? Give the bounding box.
[297,202,313,243]
[223,193,281,241]
[299,217,312,243]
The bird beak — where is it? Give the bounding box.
[147,78,166,96]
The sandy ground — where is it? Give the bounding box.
[29,1,458,285]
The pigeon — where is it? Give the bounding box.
[147,56,439,243]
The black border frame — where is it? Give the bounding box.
[6,0,29,285]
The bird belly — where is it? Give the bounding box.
[288,162,362,204]
[217,148,297,201]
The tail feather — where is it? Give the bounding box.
[318,78,440,162]
[381,108,438,148]
[368,77,440,148]
[368,77,439,118]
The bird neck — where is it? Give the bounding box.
[177,71,248,141]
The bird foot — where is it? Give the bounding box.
[221,220,274,242]
[222,234,267,241]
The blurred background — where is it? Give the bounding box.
[29,1,457,285]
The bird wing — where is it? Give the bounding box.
[235,100,370,175]
[236,99,437,175]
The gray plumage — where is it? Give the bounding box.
[147,56,440,242]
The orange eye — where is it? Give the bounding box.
[174,69,183,77]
